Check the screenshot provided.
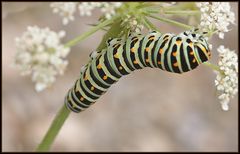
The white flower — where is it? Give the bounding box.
[196,2,235,39]
[100,2,122,19]
[50,2,78,25]
[78,2,122,19]
[14,26,70,92]
[50,2,122,25]
[78,2,96,16]
[214,45,238,111]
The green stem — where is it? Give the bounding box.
[64,15,120,48]
[164,10,200,15]
[147,14,193,30]
[36,104,70,152]
[203,61,223,74]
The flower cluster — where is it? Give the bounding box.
[50,2,122,25]
[14,26,70,92]
[214,46,238,111]
[196,2,235,39]
[50,2,78,25]
[98,2,122,19]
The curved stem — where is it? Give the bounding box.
[36,105,70,152]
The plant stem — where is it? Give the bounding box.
[203,61,223,74]
[36,104,70,152]
[64,15,120,48]
[147,14,193,30]
[164,10,200,15]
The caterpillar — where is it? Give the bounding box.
[65,29,211,113]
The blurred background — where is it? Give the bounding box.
[2,2,238,152]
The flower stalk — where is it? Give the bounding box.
[36,105,70,151]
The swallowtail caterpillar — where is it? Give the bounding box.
[65,29,211,113]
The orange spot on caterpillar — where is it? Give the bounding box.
[202,47,206,53]
[192,59,196,63]
[173,62,178,67]
[131,48,135,53]
[91,86,94,91]
[149,37,155,40]
[146,59,150,63]
[97,64,102,69]
[158,61,161,65]
[176,41,181,45]
[133,60,138,64]
[189,42,193,46]
[190,51,194,55]
[80,97,84,101]
[145,47,150,52]
[114,53,119,59]
[119,66,123,70]
[172,51,177,57]
[159,49,164,54]
[103,75,108,80]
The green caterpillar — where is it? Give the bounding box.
[65,29,211,113]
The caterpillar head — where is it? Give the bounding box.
[180,29,211,64]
